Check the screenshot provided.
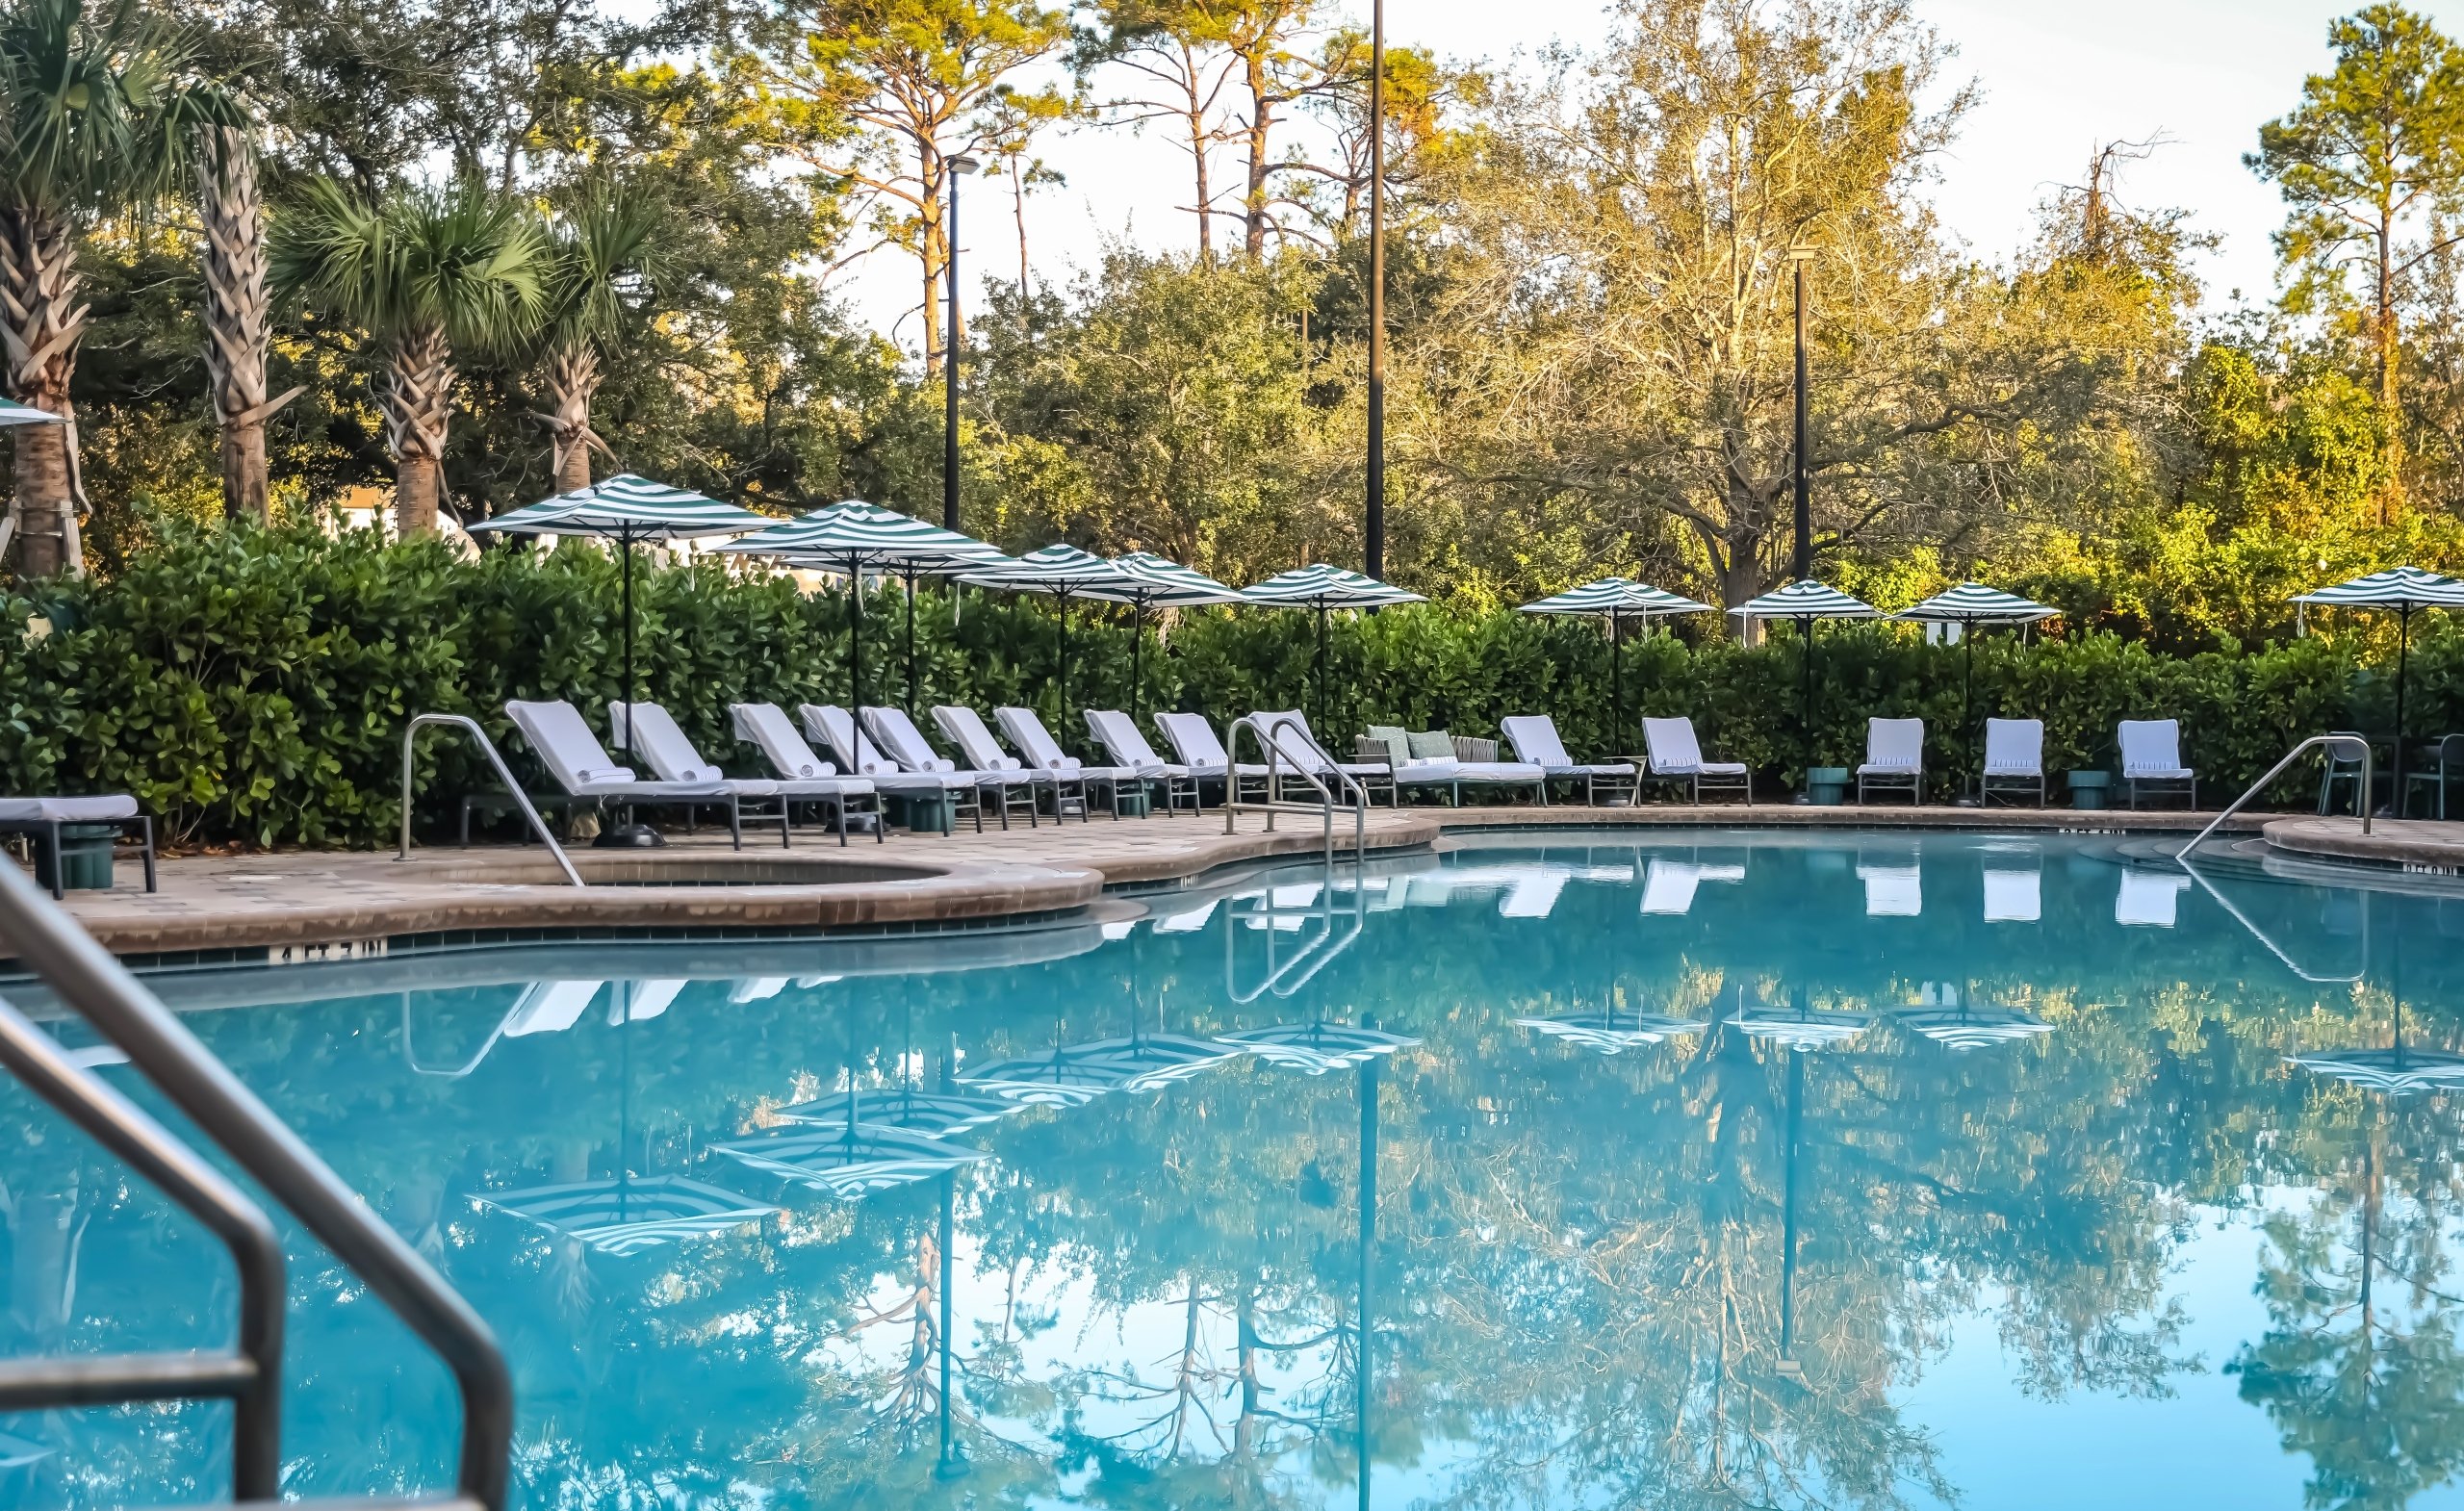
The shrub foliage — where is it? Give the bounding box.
[1,527,2443,846]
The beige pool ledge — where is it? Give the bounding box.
[34,802,2272,960]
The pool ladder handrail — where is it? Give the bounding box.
[2175,733,2372,862]
[0,855,514,1509]
[1222,716,1369,870]
[400,711,584,886]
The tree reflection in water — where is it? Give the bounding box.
[4,834,2464,1509]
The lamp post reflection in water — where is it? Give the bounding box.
[1776,1047,1805,1384]
[1356,1043,1379,1510]
[937,1041,967,1480]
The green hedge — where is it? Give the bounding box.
[0,525,2444,847]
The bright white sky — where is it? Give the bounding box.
[832,0,2464,347]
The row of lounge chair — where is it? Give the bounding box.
[485,696,2209,847]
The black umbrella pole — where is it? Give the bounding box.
[1131,606,1145,723]
[621,537,636,713]
[1611,611,1624,753]
[849,558,864,711]
[2397,604,2411,812]
[906,573,920,715]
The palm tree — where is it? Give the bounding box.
[0,0,236,576]
[196,124,299,524]
[531,184,665,495]
[271,177,543,535]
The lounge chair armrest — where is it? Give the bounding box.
[1351,738,1398,770]
[1450,735,1499,762]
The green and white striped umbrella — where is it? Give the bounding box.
[2291,568,2464,798]
[1100,551,1249,607]
[963,545,1147,736]
[1727,579,1878,622]
[718,500,1005,708]
[2292,566,2464,607]
[1089,551,1247,719]
[781,536,1013,713]
[469,473,772,543]
[468,475,776,740]
[1892,584,2057,796]
[1891,1003,2055,1052]
[1519,577,1712,617]
[1244,564,1425,737]
[1245,562,1425,609]
[1520,578,1714,747]
[1730,580,1878,785]
[1893,582,2057,624]
[0,397,62,425]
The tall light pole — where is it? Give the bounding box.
[943,154,979,533]
[1363,0,1386,581]
[1789,244,1815,582]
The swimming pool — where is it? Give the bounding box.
[5,829,2462,1509]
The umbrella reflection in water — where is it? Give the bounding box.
[1517,999,1708,1057]
[1730,985,1874,1052]
[1891,983,2053,1052]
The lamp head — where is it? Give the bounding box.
[1787,243,1818,263]
[946,154,981,176]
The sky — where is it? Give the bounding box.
[831,0,2464,347]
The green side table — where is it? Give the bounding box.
[1804,767,1850,807]
[2067,771,2112,810]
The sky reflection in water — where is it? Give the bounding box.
[5,830,2464,1510]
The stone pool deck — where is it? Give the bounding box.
[2260,814,2464,873]
[17,801,2282,961]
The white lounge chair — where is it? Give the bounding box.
[1858,860,1922,916]
[798,704,984,833]
[921,705,1049,826]
[1640,717,1752,804]
[2119,719,2196,809]
[727,702,884,844]
[1154,711,1273,801]
[868,705,1038,829]
[998,706,1152,819]
[1981,718,2045,807]
[1086,709,1200,814]
[2116,867,2189,927]
[616,701,875,846]
[505,699,770,848]
[502,979,606,1037]
[1857,718,1924,805]
[1501,715,1636,806]
[615,979,687,1022]
[0,794,155,898]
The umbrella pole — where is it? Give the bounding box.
[1964,620,1976,802]
[1611,610,1624,753]
[849,554,865,710]
[2397,602,2411,814]
[1058,594,1071,739]
[1318,605,1329,738]
[621,532,637,713]
[1132,603,1145,723]
[906,571,920,716]
[1801,615,1816,789]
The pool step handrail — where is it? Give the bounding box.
[1222,715,1369,869]
[2175,733,2371,862]
[400,712,584,886]
[0,857,516,1509]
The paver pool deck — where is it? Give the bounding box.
[5,801,2343,962]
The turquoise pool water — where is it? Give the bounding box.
[5,830,2464,1509]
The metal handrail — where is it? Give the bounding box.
[2175,733,2372,862]
[400,712,584,887]
[1222,716,1368,869]
[0,858,516,1510]
[0,995,283,1497]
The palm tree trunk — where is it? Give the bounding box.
[382,323,454,535]
[0,206,87,576]
[538,337,601,495]
[197,126,295,524]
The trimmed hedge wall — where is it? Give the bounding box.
[1,526,2451,847]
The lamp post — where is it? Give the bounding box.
[943,154,980,533]
[1789,244,1816,582]
[1363,0,1386,582]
